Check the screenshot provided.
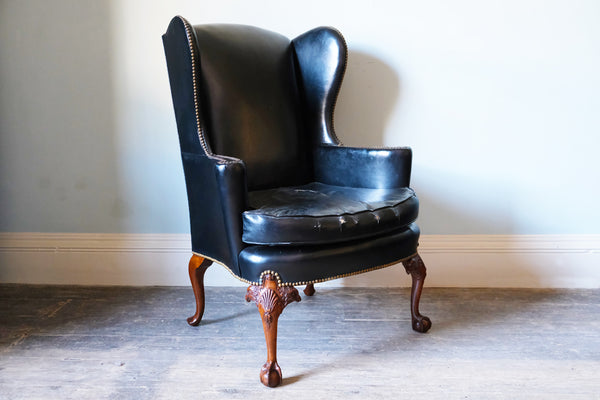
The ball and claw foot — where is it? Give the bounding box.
[260,361,282,388]
[412,315,432,333]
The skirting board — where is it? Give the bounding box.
[0,233,598,288]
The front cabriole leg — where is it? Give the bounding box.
[401,253,432,333]
[187,254,213,326]
[245,272,301,387]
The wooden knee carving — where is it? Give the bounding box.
[245,272,301,387]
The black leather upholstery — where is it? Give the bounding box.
[163,16,424,285]
[193,24,311,189]
[181,152,246,275]
[239,224,420,285]
[292,27,347,145]
[315,145,413,189]
[243,182,418,245]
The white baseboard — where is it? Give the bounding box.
[0,233,598,288]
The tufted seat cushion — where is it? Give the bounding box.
[242,182,418,246]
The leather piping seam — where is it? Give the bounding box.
[320,144,412,151]
[178,16,211,155]
[192,250,417,287]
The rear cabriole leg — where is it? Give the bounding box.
[187,254,213,326]
[401,253,432,333]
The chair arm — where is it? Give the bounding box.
[314,145,412,189]
[181,152,247,274]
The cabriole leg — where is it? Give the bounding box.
[245,273,301,387]
[187,254,213,326]
[401,253,432,333]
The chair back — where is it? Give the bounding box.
[195,23,312,189]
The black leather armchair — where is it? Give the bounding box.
[163,16,431,387]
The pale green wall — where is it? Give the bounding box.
[1,0,599,234]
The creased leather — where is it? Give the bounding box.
[243,182,418,245]
[315,145,413,189]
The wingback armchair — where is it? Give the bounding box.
[163,16,431,387]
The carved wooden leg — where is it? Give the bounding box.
[303,283,315,296]
[401,253,432,333]
[246,273,301,387]
[187,254,213,326]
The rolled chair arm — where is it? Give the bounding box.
[314,144,413,189]
[181,152,247,274]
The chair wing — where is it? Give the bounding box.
[162,16,207,155]
[292,26,347,145]
[292,28,413,190]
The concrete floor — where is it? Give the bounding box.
[0,285,599,399]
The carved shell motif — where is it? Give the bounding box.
[258,288,282,314]
[257,288,282,328]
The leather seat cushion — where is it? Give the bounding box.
[239,223,420,284]
[242,182,418,245]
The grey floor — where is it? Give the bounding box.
[0,285,599,400]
